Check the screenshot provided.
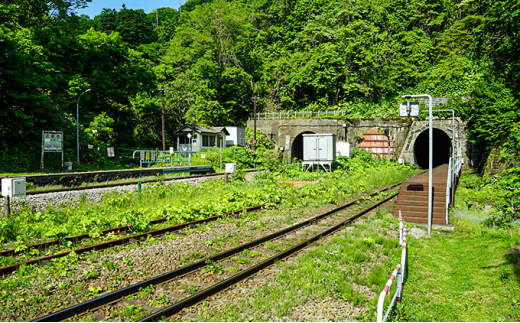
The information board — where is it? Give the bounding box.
[42,131,63,152]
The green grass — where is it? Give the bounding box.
[393,227,520,322]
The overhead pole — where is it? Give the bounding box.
[252,97,258,150]
[158,88,166,151]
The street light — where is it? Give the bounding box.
[77,88,91,165]
[402,94,433,236]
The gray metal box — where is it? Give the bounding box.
[1,177,26,197]
[303,134,336,162]
[225,163,237,174]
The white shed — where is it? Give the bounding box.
[216,126,245,146]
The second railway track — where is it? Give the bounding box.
[33,183,400,322]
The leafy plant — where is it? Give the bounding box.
[201,260,223,275]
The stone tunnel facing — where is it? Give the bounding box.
[291,131,315,160]
[413,128,452,169]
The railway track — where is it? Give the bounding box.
[0,171,260,274]
[33,183,400,322]
[0,205,267,277]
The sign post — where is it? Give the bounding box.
[41,131,64,172]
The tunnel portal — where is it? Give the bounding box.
[413,128,452,169]
[291,131,315,160]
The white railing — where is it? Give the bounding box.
[445,154,463,223]
[249,110,347,120]
[377,211,407,322]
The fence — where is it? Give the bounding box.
[132,150,193,167]
[249,110,347,120]
[446,154,463,223]
[377,211,407,322]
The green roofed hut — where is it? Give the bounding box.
[173,125,230,154]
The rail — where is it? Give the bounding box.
[377,211,407,322]
[249,110,347,120]
[33,184,400,322]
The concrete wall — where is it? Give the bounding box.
[247,117,475,169]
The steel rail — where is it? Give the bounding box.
[0,205,265,276]
[24,170,258,196]
[140,192,397,321]
[33,184,399,322]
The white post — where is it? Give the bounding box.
[402,94,433,236]
[427,95,433,236]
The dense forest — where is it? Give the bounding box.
[1,0,519,172]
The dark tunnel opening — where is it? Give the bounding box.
[413,128,452,169]
[291,131,315,160]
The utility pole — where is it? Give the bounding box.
[252,97,259,150]
[179,0,182,19]
[156,8,159,27]
[158,88,166,151]
[76,88,91,166]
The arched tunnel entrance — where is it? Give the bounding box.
[413,128,452,169]
[291,131,315,160]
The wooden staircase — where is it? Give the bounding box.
[392,164,450,224]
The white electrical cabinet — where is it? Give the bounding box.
[225,163,237,174]
[302,134,336,172]
[1,177,26,197]
[303,134,336,162]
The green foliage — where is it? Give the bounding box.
[2,0,520,171]
[454,169,520,227]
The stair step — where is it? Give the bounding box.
[393,205,446,212]
[398,216,447,224]
[394,200,446,207]
[392,210,446,219]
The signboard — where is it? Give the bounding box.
[107,147,115,157]
[201,154,206,159]
[169,147,174,154]
[42,131,63,152]
[399,102,420,117]
[252,139,256,144]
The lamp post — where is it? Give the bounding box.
[402,94,433,236]
[77,88,91,165]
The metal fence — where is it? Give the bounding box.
[249,110,347,120]
[132,150,193,167]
